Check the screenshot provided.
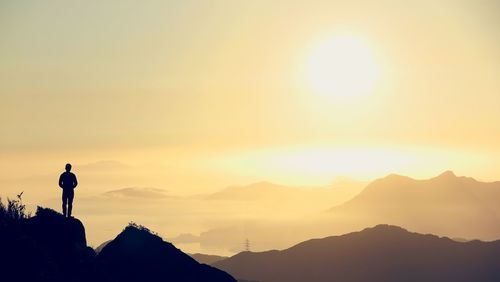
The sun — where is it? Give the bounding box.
[307,35,380,99]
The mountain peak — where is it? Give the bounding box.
[440,170,456,177]
[366,173,412,187]
[365,224,408,233]
[435,170,457,179]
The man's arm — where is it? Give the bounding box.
[59,174,64,189]
[73,174,78,189]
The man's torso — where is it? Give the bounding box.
[60,172,77,189]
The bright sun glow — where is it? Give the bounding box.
[307,35,380,99]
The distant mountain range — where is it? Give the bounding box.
[165,171,500,254]
[328,171,500,240]
[214,224,500,282]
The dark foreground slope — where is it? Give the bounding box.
[0,204,235,282]
[215,225,500,282]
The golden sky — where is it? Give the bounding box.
[1,0,500,191]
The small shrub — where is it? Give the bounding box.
[127,222,151,233]
[0,195,31,225]
[126,222,161,236]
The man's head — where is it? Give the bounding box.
[65,163,72,172]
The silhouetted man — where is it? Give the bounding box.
[59,163,78,217]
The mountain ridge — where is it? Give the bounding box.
[215,224,500,282]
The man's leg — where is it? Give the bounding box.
[67,190,74,217]
[62,191,67,217]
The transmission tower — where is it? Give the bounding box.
[244,238,250,252]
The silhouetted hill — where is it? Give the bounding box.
[328,171,500,240]
[215,224,500,282]
[98,223,236,282]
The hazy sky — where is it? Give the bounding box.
[1,0,500,192]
